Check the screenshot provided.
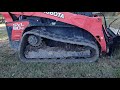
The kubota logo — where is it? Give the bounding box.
[13,23,25,30]
[44,12,65,19]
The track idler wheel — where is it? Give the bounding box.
[28,35,42,47]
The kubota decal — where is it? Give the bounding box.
[44,12,65,18]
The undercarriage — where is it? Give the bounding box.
[19,26,99,63]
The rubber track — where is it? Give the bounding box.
[19,28,100,63]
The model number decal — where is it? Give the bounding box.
[13,23,25,30]
[44,12,65,19]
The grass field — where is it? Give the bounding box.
[1,16,120,78]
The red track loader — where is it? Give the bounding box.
[0,12,119,62]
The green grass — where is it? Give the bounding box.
[0,30,8,40]
[0,16,120,78]
[1,43,120,78]
[105,16,120,29]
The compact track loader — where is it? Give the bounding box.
[0,12,120,63]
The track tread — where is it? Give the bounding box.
[19,28,99,63]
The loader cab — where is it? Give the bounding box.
[9,12,27,21]
[71,12,93,17]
